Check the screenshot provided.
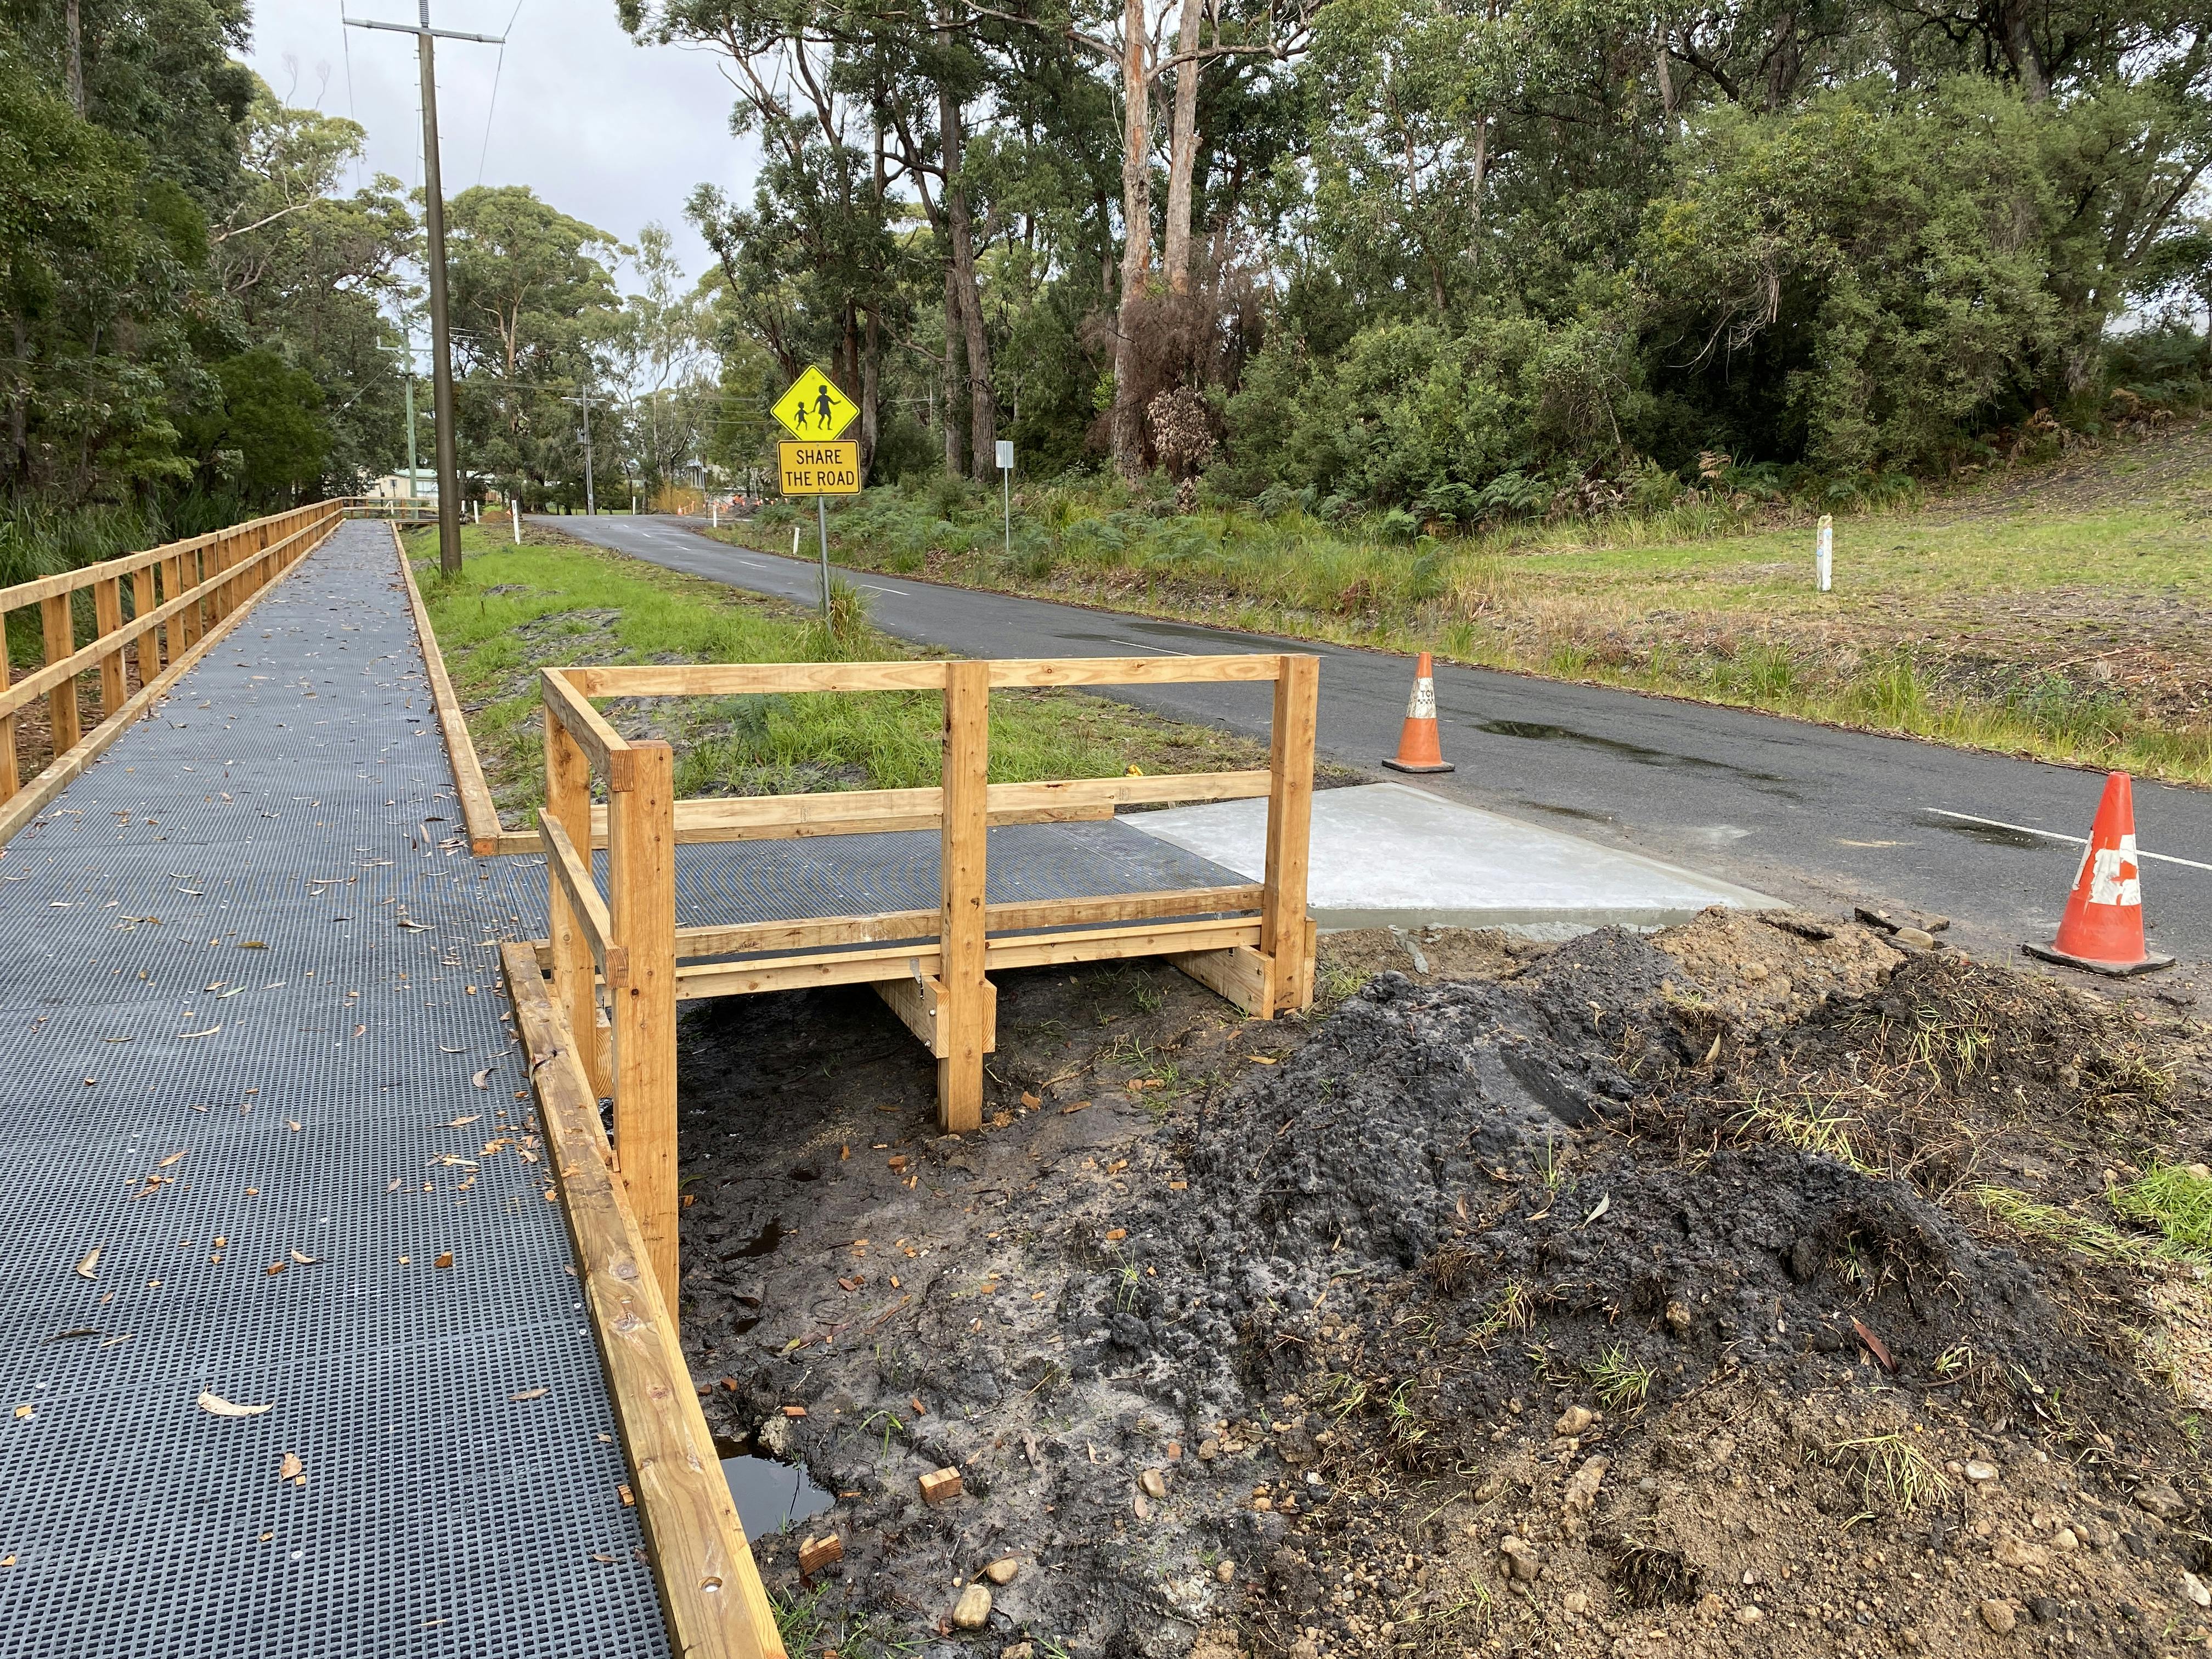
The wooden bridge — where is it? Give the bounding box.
[0,501,1314,1657]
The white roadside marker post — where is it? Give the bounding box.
[510,500,521,545]
[996,439,1014,560]
[1816,513,1833,593]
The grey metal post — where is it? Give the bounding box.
[817,495,831,624]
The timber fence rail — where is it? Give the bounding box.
[526,651,1318,1304]
[0,500,366,842]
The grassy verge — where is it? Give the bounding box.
[403,522,1284,824]
[714,421,2212,785]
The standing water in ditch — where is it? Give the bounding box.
[716,1434,836,1538]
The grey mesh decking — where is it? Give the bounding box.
[0,523,670,1659]
[0,520,1251,1657]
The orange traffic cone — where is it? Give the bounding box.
[1382,652,1453,774]
[2023,772,2174,976]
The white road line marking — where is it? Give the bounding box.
[1927,809,2212,872]
[1107,638,1194,657]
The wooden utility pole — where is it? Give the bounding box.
[346,3,506,577]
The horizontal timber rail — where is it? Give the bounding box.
[0,500,363,847]
[527,652,1318,1324]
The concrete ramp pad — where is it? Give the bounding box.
[1120,782,1778,936]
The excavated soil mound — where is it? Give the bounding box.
[674,916,2212,1659]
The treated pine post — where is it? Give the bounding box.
[544,709,605,1098]
[936,660,990,1133]
[93,576,123,717]
[40,594,78,757]
[170,554,195,648]
[131,565,158,691]
[0,628,16,800]
[1261,654,1319,1014]
[608,738,679,1316]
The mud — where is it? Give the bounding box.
[672,918,2212,1659]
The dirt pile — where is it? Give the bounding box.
[673,915,2212,1659]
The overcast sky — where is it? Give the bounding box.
[244,1,749,294]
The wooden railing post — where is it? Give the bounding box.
[936,659,990,1133]
[544,710,605,1098]
[39,595,78,757]
[608,738,679,1316]
[1261,654,1318,1014]
[93,576,124,716]
[131,566,158,693]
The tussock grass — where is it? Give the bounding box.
[2109,1164,2212,1253]
[1973,1183,2204,1267]
[1831,1431,1950,1517]
[1586,1344,1657,1413]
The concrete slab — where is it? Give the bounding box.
[1121,782,1779,936]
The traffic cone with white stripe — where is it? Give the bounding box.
[1382,652,1453,774]
[2023,772,2174,976]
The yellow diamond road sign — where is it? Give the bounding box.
[772,367,859,441]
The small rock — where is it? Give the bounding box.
[1139,1469,1167,1500]
[1555,1406,1595,1437]
[952,1584,991,1629]
[1734,1606,1764,1626]
[1133,1492,1151,1520]
[2052,1527,2079,1552]
[1197,1438,1220,1461]
[1288,1641,1319,1659]
[1500,1537,1542,1581]
[1663,1301,1692,1336]
[984,1557,1019,1585]
[1216,1560,1235,1583]
[1003,1647,1034,1659]
[2184,1569,2211,1609]
[1979,1599,2016,1635]
[1994,1536,2050,1568]
[1561,1590,1589,1615]
[1893,926,1935,949]
[1964,1459,1999,1482]
[1563,1457,1610,1513]
[2135,1482,2187,1520]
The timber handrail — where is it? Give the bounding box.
[0,500,348,841]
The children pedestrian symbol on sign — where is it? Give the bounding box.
[772,366,860,442]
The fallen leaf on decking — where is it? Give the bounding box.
[197,1391,273,1418]
[74,1247,101,1280]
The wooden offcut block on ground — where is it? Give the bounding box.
[919,1467,964,1506]
[798,1533,844,1576]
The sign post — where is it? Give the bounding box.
[771,366,862,623]
[996,439,1014,561]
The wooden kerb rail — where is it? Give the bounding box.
[517,652,1318,1306]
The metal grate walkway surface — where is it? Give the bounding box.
[0,524,672,1659]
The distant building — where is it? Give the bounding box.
[366,472,436,502]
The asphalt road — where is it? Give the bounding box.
[532,512,2212,977]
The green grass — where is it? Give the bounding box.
[2109,1164,2212,1252]
[1831,1431,1950,1517]
[1973,1183,2207,1267]
[719,426,2212,783]
[405,523,1274,823]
